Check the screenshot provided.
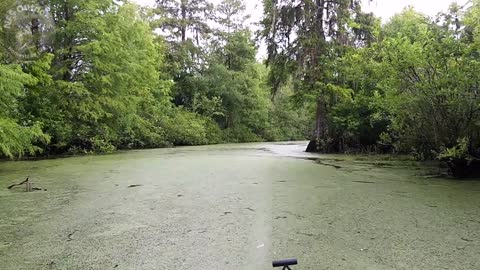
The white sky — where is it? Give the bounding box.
[362,0,471,21]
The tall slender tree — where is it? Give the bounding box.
[260,0,374,152]
[155,0,212,44]
[154,0,213,108]
[154,0,212,71]
[214,0,250,35]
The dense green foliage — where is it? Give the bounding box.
[261,1,480,176]
[0,0,308,159]
[1,0,479,176]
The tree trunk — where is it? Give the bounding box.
[31,18,40,51]
[306,97,328,152]
[306,0,329,153]
[181,0,187,42]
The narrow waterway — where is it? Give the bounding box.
[0,142,479,269]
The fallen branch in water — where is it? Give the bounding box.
[7,177,45,192]
[7,176,30,190]
[67,230,78,242]
[317,160,342,169]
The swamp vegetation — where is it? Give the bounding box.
[1,1,480,268]
[0,142,479,269]
[0,0,480,177]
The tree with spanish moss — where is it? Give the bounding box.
[260,0,376,152]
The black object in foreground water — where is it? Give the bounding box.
[272,258,298,269]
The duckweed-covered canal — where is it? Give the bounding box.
[0,142,479,269]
